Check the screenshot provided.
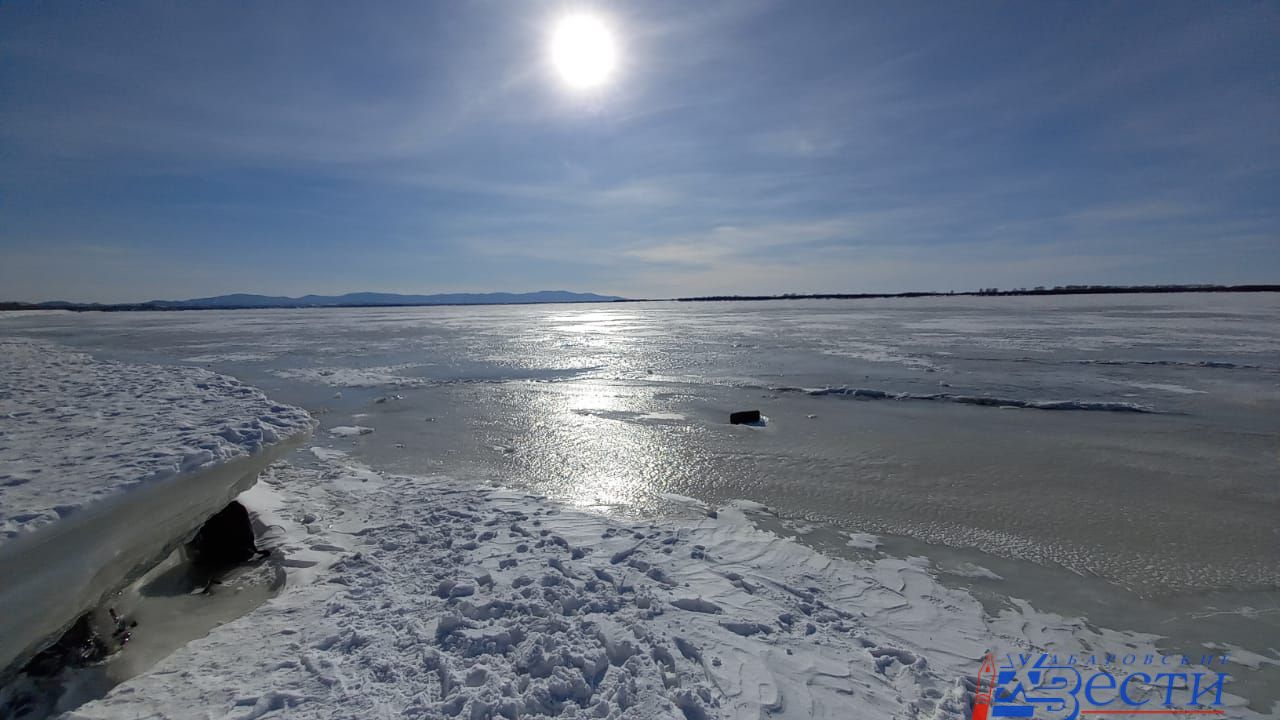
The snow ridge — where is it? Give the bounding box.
[0,339,315,541]
[785,386,1157,413]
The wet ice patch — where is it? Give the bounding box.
[274,364,430,388]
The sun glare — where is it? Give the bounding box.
[550,13,618,90]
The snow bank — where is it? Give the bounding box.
[68,458,989,719]
[0,339,314,675]
[63,453,1269,719]
[0,339,314,540]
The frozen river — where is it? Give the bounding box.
[4,293,1279,708]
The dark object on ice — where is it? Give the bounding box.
[107,608,137,646]
[729,410,761,425]
[188,501,259,566]
[22,614,109,677]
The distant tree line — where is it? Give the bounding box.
[677,284,1280,302]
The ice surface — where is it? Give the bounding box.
[7,299,1274,598]
[4,297,1279,713]
[275,364,431,388]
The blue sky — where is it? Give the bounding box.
[1,0,1277,302]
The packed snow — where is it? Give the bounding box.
[69,456,989,719]
[66,452,1270,719]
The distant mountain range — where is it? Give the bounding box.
[7,284,1277,313]
[12,291,624,311]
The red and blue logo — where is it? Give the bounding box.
[972,652,1230,720]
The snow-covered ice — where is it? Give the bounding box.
[66,453,1271,719]
[68,456,988,719]
[0,339,313,541]
[0,339,314,676]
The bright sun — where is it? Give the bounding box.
[550,14,618,90]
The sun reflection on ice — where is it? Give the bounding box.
[514,386,679,513]
[478,309,707,512]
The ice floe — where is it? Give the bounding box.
[0,339,313,542]
[0,339,313,677]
